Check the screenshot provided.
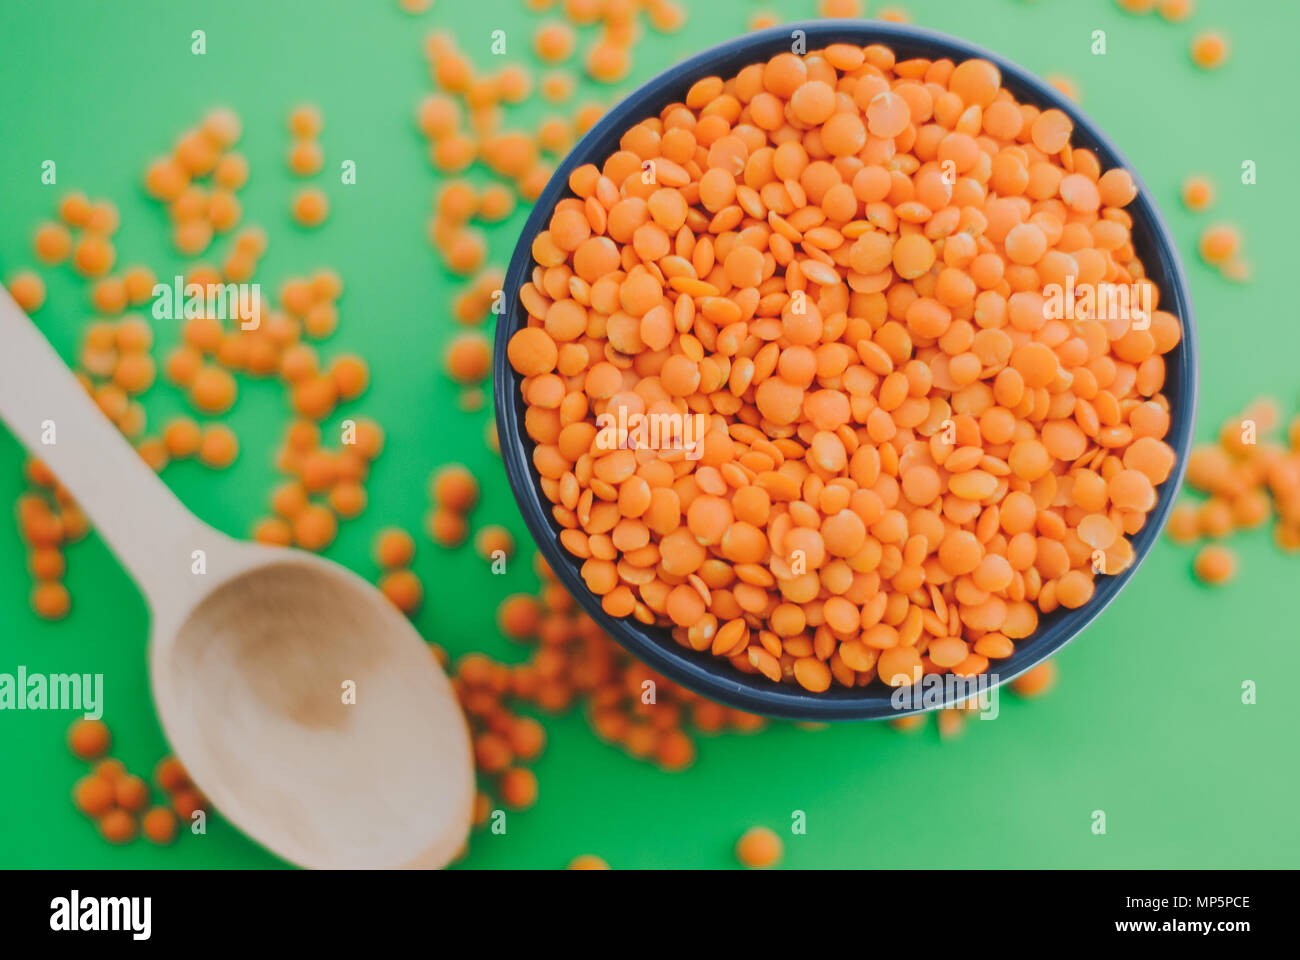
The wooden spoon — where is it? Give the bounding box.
[0,288,474,869]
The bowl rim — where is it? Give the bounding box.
[493,19,1198,721]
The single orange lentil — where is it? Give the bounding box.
[310,268,343,301]
[499,767,539,809]
[866,91,910,138]
[1046,74,1080,103]
[375,528,416,568]
[889,714,927,733]
[34,222,72,264]
[279,343,317,382]
[498,594,542,639]
[69,719,111,760]
[331,355,370,400]
[380,569,424,614]
[33,581,71,620]
[253,517,293,546]
[121,265,158,304]
[950,57,1001,106]
[293,504,338,551]
[113,351,155,394]
[445,333,492,384]
[1181,175,1213,212]
[208,190,242,233]
[475,733,512,774]
[144,158,189,202]
[162,417,202,458]
[74,775,116,816]
[1011,660,1057,698]
[155,756,190,793]
[893,233,934,279]
[29,546,65,580]
[736,826,783,869]
[1190,31,1229,70]
[293,375,338,420]
[86,201,120,235]
[432,464,479,512]
[60,507,89,545]
[507,327,558,376]
[73,233,115,276]
[568,854,610,870]
[475,524,515,560]
[171,788,207,821]
[352,418,386,459]
[189,365,237,414]
[95,759,126,782]
[198,425,239,468]
[291,188,329,227]
[90,274,128,316]
[114,774,150,812]
[214,153,250,190]
[1165,502,1200,544]
[299,450,338,492]
[98,808,138,844]
[507,716,546,760]
[655,729,695,769]
[288,139,324,176]
[534,22,576,63]
[1193,543,1236,585]
[7,271,45,313]
[478,183,516,222]
[431,134,478,173]
[428,508,468,547]
[1220,257,1251,283]
[1030,108,1072,154]
[586,43,630,84]
[173,219,212,257]
[288,104,323,139]
[59,191,96,226]
[142,806,178,844]
[1198,224,1239,265]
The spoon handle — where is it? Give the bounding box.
[0,287,215,608]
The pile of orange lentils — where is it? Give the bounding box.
[67,718,204,846]
[1167,398,1300,585]
[460,551,766,812]
[286,104,330,228]
[144,108,247,257]
[509,44,1184,693]
[374,527,425,615]
[451,547,1060,852]
[417,1,694,415]
[10,106,383,615]
[1188,188,1249,283]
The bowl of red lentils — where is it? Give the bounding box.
[495,21,1197,720]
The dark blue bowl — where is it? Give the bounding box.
[494,20,1197,720]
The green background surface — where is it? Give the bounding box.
[1,0,1297,869]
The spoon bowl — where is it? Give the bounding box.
[153,550,474,870]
